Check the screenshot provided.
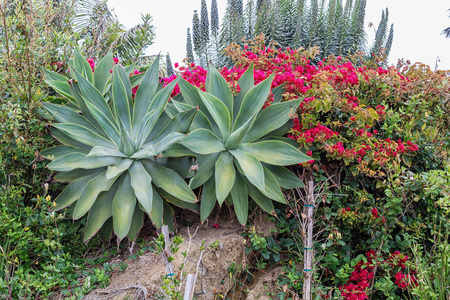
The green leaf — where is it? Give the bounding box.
[136,108,164,147]
[179,129,225,155]
[143,161,196,203]
[233,74,274,131]
[43,102,98,132]
[73,170,120,219]
[127,206,144,241]
[48,153,119,172]
[149,189,164,228]
[189,152,220,189]
[112,65,133,133]
[129,161,153,214]
[244,98,302,142]
[157,187,199,212]
[133,56,160,126]
[87,146,127,158]
[101,218,113,240]
[54,171,102,210]
[258,167,286,203]
[44,70,74,101]
[272,83,286,104]
[52,123,115,149]
[162,143,196,157]
[163,202,175,232]
[199,91,232,138]
[41,146,88,161]
[130,145,156,159]
[55,168,103,182]
[73,49,93,82]
[150,107,197,144]
[246,181,274,214]
[229,148,265,190]
[118,120,135,156]
[200,177,216,222]
[144,111,171,142]
[231,172,248,225]
[106,158,133,179]
[240,141,311,165]
[264,164,304,189]
[51,128,91,150]
[233,64,254,120]
[83,100,120,146]
[155,157,195,179]
[112,172,136,240]
[84,181,119,240]
[225,116,255,149]
[215,152,236,205]
[93,52,113,94]
[206,63,234,115]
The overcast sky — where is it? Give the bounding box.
[107,0,450,70]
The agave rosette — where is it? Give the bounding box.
[42,51,197,241]
[170,64,312,224]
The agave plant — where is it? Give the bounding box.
[169,64,311,224]
[41,50,198,241]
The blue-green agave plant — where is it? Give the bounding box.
[42,50,198,241]
[166,64,312,224]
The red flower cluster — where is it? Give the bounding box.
[87,58,95,72]
[340,250,377,300]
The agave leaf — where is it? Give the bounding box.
[258,167,286,203]
[52,123,115,149]
[54,171,103,210]
[127,206,145,241]
[149,189,164,228]
[112,66,133,133]
[231,172,248,225]
[129,161,153,214]
[264,164,304,189]
[83,100,120,146]
[155,157,195,179]
[162,144,196,157]
[246,180,274,214]
[119,120,135,156]
[233,74,274,131]
[178,78,220,135]
[200,176,216,222]
[51,128,91,150]
[205,64,233,116]
[93,52,113,94]
[157,187,199,212]
[43,102,98,132]
[73,49,93,82]
[229,148,265,190]
[153,132,185,154]
[73,170,120,219]
[171,99,194,112]
[133,56,160,124]
[215,151,236,205]
[136,107,164,147]
[101,218,114,240]
[142,161,196,203]
[244,98,302,142]
[163,202,175,232]
[87,146,127,158]
[189,152,220,189]
[271,83,286,104]
[165,103,179,118]
[190,109,215,132]
[198,92,231,139]
[112,172,136,240]
[49,153,119,172]
[233,64,254,120]
[84,181,119,240]
[240,141,311,165]
[55,168,103,182]
[150,107,198,144]
[179,129,225,155]
[225,115,255,150]
[130,145,156,159]
[41,146,88,161]
[44,70,74,101]
[129,73,145,88]
[106,158,134,179]
[142,112,170,143]
[261,120,294,139]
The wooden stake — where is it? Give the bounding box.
[303,180,315,300]
[162,225,174,277]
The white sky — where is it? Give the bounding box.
[107,0,450,70]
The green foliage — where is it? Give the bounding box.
[186,28,195,63]
[175,64,310,224]
[166,52,175,77]
[43,50,198,241]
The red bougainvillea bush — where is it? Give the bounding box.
[155,35,449,298]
